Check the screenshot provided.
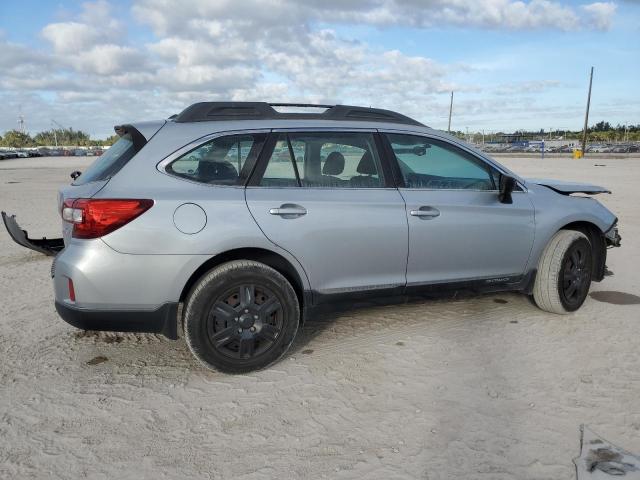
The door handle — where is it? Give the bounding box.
[269,204,307,217]
[410,206,440,219]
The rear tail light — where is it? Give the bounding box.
[61,198,154,239]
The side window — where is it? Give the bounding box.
[259,132,385,188]
[166,133,265,185]
[387,134,495,190]
[261,138,301,187]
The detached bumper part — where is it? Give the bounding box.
[55,301,179,340]
[2,211,64,256]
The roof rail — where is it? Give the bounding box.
[172,102,424,127]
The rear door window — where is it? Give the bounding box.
[257,132,385,188]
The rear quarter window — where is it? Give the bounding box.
[166,133,266,186]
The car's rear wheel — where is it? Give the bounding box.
[184,260,299,373]
[533,230,592,314]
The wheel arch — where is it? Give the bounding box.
[179,247,309,316]
[557,220,607,282]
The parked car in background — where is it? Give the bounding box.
[0,150,18,160]
[2,102,622,373]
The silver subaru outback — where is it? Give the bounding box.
[2,102,622,373]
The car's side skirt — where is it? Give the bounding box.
[306,271,537,318]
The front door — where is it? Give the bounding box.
[384,133,535,286]
[245,131,408,299]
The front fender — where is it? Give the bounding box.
[526,184,617,274]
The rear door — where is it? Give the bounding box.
[245,130,408,300]
[383,132,535,286]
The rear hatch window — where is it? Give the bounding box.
[73,133,138,185]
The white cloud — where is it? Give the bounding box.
[74,45,148,75]
[493,80,563,95]
[41,1,123,54]
[582,2,617,30]
[131,0,617,33]
[41,22,105,53]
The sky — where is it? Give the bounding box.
[0,0,638,138]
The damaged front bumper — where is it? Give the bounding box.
[605,221,622,248]
[1,211,64,256]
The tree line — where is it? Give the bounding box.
[1,121,639,149]
[0,128,119,148]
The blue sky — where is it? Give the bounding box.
[0,0,638,138]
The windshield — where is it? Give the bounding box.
[73,134,137,185]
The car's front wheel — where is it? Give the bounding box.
[533,230,593,314]
[184,260,300,373]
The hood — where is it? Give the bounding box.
[526,178,610,195]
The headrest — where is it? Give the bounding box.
[356,152,376,175]
[322,151,345,176]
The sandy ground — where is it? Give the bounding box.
[1,155,639,480]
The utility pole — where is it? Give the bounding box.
[447,91,453,133]
[51,120,61,147]
[51,119,66,147]
[581,66,594,156]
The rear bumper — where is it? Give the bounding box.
[51,238,205,309]
[50,239,207,340]
[2,211,64,256]
[55,301,179,339]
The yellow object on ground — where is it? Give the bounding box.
[573,149,583,159]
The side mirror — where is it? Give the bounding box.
[70,170,82,180]
[498,174,516,204]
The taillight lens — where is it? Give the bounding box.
[61,198,153,239]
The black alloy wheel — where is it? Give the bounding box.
[558,238,592,311]
[207,284,284,360]
[184,260,300,373]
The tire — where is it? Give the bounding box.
[184,260,300,373]
[533,230,593,314]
